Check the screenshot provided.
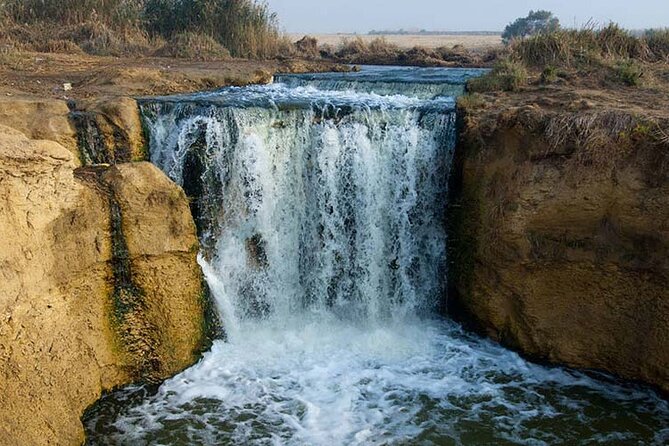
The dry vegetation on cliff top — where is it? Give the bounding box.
[460,24,669,164]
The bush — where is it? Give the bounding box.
[335,37,401,64]
[63,21,154,56]
[337,37,368,59]
[614,60,644,86]
[293,35,319,59]
[156,32,231,60]
[468,59,528,92]
[510,24,660,68]
[541,65,558,84]
[645,28,669,60]
[143,0,281,58]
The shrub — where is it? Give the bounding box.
[645,28,669,60]
[367,37,400,58]
[541,66,558,84]
[63,21,154,56]
[156,32,231,60]
[337,37,368,60]
[457,93,486,110]
[293,35,319,59]
[468,59,528,92]
[511,24,658,68]
[143,0,281,58]
[614,60,644,86]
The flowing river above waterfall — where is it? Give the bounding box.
[84,67,669,446]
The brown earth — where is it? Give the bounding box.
[449,78,669,394]
[0,51,345,100]
[0,125,207,445]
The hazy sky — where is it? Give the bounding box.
[265,1,669,33]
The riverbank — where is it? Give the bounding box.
[449,59,669,395]
[0,51,345,99]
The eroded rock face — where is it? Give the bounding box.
[0,127,205,445]
[0,98,78,158]
[103,163,205,381]
[448,106,669,393]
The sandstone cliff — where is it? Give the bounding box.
[0,124,206,445]
[448,102,669,393]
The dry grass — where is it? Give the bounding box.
[510,24,666,68]
[0,0,285,59]
[292,34,502,51]
[463,24,669,93]
[155,32,230,61]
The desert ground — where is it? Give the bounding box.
[290,33,503,51]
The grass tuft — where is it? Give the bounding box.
[156,32,230,60]
[468,59,528,92]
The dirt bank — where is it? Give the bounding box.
[449,83,669,393]
[0,51,344,99]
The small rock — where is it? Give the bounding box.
[63,83,72,92]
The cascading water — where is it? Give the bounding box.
[274,66,474,99]
[84,67,669,446]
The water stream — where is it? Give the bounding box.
[84,67,669,446]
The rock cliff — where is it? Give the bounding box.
[448,103,669,393]
[0,123,206,445]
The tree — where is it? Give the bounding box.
[502,10,560,43]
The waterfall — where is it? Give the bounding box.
[84,68,669,446]
[140,91,455,332]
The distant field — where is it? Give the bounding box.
[289,34,503,51]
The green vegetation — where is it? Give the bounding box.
[143,0,280,58]
[510,24,657,67]
[644,28,669,60]
[0,0,282,58]
[614,60,644,86]
[468,59,528,92]
[502,10,560,43]
[540,65,558,84]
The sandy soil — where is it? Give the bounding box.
[0,51,341,100]
[290,34,502,51]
